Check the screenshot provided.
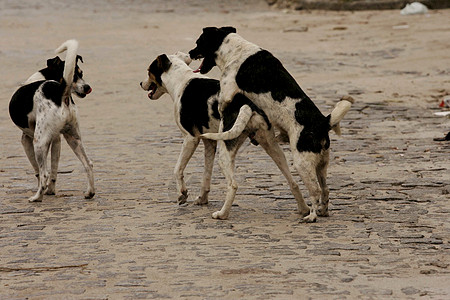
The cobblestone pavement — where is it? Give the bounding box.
[1,1,449,299]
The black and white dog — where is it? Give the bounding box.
[140,52,310,219]
[9,40,95,202]
[189,27,354,222]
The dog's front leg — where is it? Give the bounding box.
[213,135,247,220]
[194,139,217,205]
[63,130,95,199]
[45,135,61,195]
[218,80,238,112]
[174,135,200,204]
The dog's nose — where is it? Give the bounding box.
[140,82,143,87]
[84,85,92,94]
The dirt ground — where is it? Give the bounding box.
[1,1,449,299]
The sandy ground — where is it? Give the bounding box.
[1,1,449,299]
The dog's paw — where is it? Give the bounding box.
[317,208,329,217]
[45,189,56,195]
[45,180,56,195]
[84,191,95,199]
[303,212,317,223]
[212,210,229,220]
[28,195,43,202]
[193,195,208,205]
[178,191,188,205]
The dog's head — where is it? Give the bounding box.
[140,52,192,100]
[189,26,236,74]
[72,55,92,98]
[42,55,91,98]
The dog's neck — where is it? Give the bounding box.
[215,33,261,72]
[162,63,206,100]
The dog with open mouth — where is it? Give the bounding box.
[189,27,354,222]
[140,52,310,219]
[9,39,95,202]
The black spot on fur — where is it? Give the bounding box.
[9,81,44,128]
[295,100,330,153]
[42,81,64,106]
[180,78,220,136]
[223,93,271,151]
[211,101,220,120]
[236,50,309,102]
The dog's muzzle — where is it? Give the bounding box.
[76,85,92,98]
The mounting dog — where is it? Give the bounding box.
[140,52,310,218]
[9,39,95,202]
[189,27,354,222]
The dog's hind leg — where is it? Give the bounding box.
[45,135,61,195]
[254,129,310,217]
[63,128,95,199]
[213,135,247,219]
[21,133,39,182]
[29,135,52,202]
[292,151,322,223]
[174,135,200,204]
[194,139,217,205]
[316,150,330,217]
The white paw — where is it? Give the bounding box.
[212,210,228,220]
[303,212,317,223]
[193,195,208,205]
[28,195,43,202]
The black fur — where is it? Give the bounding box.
[236,50,308,102]
[42,81,64,106]
[9,81,43,128]
[295,100,330,153]
[189,27,236,74]
[150,54,172,85]
[180,78,221,136]
[40,57,64,82]
[223,93,271,151]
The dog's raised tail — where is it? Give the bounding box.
[329,95,354,136]
[55,39,79,91]
[201,105,253,141]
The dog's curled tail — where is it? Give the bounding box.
[201,105,253,141]
[329,95,354,136]
[55,39,79,92]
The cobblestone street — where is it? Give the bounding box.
[1,1,449,299]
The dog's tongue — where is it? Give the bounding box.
[193,60,203,73]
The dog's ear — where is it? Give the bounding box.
[76,55,84,64]
[202,27,219,34]
[157,54,172,72]
[47,56,63,69]
[220,26,237,33]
